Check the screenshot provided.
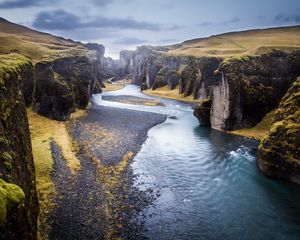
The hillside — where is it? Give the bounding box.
[0,17,90,61]
[166,25,300,57]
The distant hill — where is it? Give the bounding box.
[0,17,88,61]
[165,25,300,57]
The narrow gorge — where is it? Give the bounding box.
[0,11,300,240]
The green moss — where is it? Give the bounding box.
[0,53,32,84]
[258,78,300,182]
[220,55,251,68]
[0,178,25,226]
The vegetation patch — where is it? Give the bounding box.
[0,178,25,226]
[230,110,275,140]
[143,85,202,103]
[102,82,126,92]
[27,109,82,239]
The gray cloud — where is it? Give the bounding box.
[196,17,240,28]
[159,38,178,43]
[275,14,300,23]
[113,37,147,45]
[33,9,161,31]
[220,17,241,25]
[92,0,113,7]
[197,21,213,27]
[0,0,40,8]
[167,25,182,30]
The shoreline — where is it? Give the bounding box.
[49,104,167,239]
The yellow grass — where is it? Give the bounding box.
[229,110,275,140]
[27,109,82,239]
[0,18,89,62]
[143,85,202,103]
[167,26,300,57]
[98,151,134,239]
[102,82,126,92]
[114,79,132,84]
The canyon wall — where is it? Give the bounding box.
[0,44,105,238]
[0,54,38,240]
[120,48,300,131]
[258,78,300,184]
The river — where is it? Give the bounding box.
[93,84,300,240]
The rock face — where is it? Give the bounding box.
[32,53,99,120]
[122,47,300,132]
[258,78,300,184]
[0,54,38,240]
[212,51,300,130]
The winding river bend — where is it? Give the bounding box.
[93,85,300,240]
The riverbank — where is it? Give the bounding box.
[229,111,275,140]
[102,95,165,106]
[49,104,166,239]
[27,109,84,239]
[143,85,202,103]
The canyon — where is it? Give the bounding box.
[0,16,300,239]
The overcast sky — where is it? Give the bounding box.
[0,0,300,58]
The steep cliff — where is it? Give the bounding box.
[0,54,38,239]
[258,78,300,184]
[32,52,99,120]
[0,18,105,121]
[210,51,300,130]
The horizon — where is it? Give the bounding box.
[0,0,300,58]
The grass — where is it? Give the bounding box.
[97,151,134,239]
[143,85,202,103]
[27,109,82,239]
[0,18,89,62]
[229,110,275,140]
[102,82,126,92]
[166,26,300,57]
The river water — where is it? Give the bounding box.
[93,85,300,240]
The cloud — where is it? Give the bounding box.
[92,0,113,7]
[220,17,241,25]
[275,14,300,23]
[197,21,213,27]
[33,9,161,31]
[0,0,40,8]
[113,37,147,45]
[159,38,178,43]
[33,10,82,30]
[166,25,182,30]
[196,17,240,28]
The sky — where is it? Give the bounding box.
[0,0,300,59]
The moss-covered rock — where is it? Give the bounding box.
[258,78,300,184]
[0,178,25,226]
[0,54,38,239]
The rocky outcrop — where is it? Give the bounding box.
[119,50,134,78]
[84,43,105,93]
[211,51,300,130]
[32,53,100,120]
[0,54,38,239]
[193,51,300,130]
[193,98,211,126]
[258,78,300,184]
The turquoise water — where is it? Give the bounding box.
[93,85,300,240]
